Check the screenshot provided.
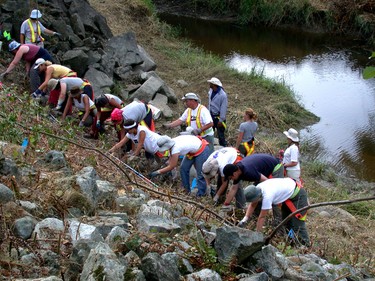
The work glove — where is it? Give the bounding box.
[31,88,43,99]
[78,121,85,127]
[96,120,101,129]
[192,128,202,136]
[148,170,161,179]
[54,32,62,38]
[237,216,249,228]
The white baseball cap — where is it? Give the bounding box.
[34,58,46,69]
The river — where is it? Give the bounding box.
[159,14,375,182]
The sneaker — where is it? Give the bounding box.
[31,92,41,100]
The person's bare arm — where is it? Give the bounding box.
[256,209,270,232]
[39,67,53,91]
[109,136,129,153]
[81,95,91,123]
[20,33,25,44]
[4,47,26,74]
[158,153,179,174]
[133,131,146,156]
[236,131,244,149]
[62,97,73,120]
[224,182,239,205]
[164,119,183,128]
[109,98,123,109]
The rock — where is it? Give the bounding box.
[136,45,157,72]
[186,269,222,281]
[177,79,189,88]
[68,220,104,246]
[124,250,142,267]
[14,216,38,239]
[141,252,182,281]
[83,216,128,239]
[80,242,127,281]
[116,195,145,215]
[61,49,89,77]
[251,245,288,280]
[96,180,117,208]
[33,218,65,250]
[130,76,164,102]
[84,67,114,97]
[0,157,20,180]
[214,225,264,264]
[44,150,66,170]
[0,183,14,204]
[238,272,269,281]
[76,166,99,206]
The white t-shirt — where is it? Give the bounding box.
[126,125,161,154]
[283,144,300,171]
[257,178,296,210]
[170,135,202,156]
[206,147,238,177]
[73,94,95,111]
[122,101,147,122]
[179,104,214,137]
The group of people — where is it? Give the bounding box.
[0,9,309,246]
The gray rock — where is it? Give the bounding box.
[141,252,181,281]
[238,272,269,281]
[136,44,157,72]
[252,245,288,280]
[61,49,89,77]
[96,180,117,208]
[70,13,85,38]
[214,225,264,264]
[80,242,127,281]
[20,253,38,265]
[76,166,99,206]
[137,215,181,234]
[44,150,66,170]
[186,268,222,281]
[84,67,114,98]
[0,157,20,180]
[116,195,145,215]
[124,250,141,267]
[84,216,128,239]
[68,220,104,246]
[177,79,189,88]
[14,216,38,239]
[33,218,64,249]
[19,200,39,215]
[130,76,164,102]
[0,183,14,204]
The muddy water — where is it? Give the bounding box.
[159,14,375,182]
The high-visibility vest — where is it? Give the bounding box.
[27,19,44,43]
[187,105,204,134]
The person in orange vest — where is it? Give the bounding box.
[163,92,214,152]
[20,9,61,48]
[150,134,211,197]
[240,178,310,247]
[235,108,258,156]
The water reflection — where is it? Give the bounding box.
[159,14,375,182]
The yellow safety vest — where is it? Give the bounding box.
[27,19,44,43]
[187,105,204,135]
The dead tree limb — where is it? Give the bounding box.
[265,196,375,244]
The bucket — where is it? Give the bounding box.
[148,104,161,120]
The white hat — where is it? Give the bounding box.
[34,58,46,69]
[30,9,42,19]
[180,126,194,135]
[181,92,199,101]
[202,159,219,179]
[157,135,175,152]
[207,77,222,87]
[283,128,299,142]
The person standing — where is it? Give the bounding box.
[207,77,228,147]
[282,128,301,181]
[235,108,258,156]
[163,92,214,152]
[240,178,310,246]
[20,9,61,47]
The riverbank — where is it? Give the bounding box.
[88,0,375,273]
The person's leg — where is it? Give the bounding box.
[194,147,210,196]
[180,156,193,193]
[29,67,41,93]
[217,122,227,147]
[290,189,310,245]
[203,135,214,153]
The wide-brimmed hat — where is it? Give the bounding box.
[207,77,223,87]
[8,41,21,52]
[34,58,46,69]
[157,135,175,152]
[47,79,59,90]
[283,128,299,142]
[202,159,219,179]
[30,9,42,19]
[243,185,262,202]
[180,126,194,135]
[181,92,199,101]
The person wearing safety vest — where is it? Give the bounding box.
[207,77,228,147]
[163,92,214,152]
[62,85,96,128]
[235,108,258,156]
[149,135,211,197]
[0,41,53,93]
[20,9,61,48]
[33,58,77,99]
[109,119,167,162]
[240,177,310,247]
[202,147,244,207]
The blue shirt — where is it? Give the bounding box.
[208,87,228,122]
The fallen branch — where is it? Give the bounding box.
[265,196,375,244]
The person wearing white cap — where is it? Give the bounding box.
[202,147,245,207]
[149,134,211,197]
[282,128,301,181]
[163,92,214,152]
[20,9,61,47]
[207,77,228,147]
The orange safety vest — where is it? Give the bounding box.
[27,19,44,43]
[241,139,255,156]
[284,181,307,221]
[187,105,204,135]
[186,138,208,159]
